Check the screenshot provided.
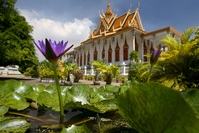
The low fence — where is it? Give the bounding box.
[79,64,129,76]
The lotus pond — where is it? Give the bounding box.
[0,79,199,132]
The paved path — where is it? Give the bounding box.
[23,78,121,88]
[0,75,121,88]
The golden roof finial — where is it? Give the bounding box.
[105,0,113,16]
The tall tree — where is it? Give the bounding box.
[0,0,38,72]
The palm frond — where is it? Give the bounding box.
[160,35,180,50]
[181,27,195,44]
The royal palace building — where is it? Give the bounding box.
[66,1,182,67]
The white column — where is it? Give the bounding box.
[132,30,136,51]
[140,39,144,61]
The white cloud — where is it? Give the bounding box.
[19,9,94,61]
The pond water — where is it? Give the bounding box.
[21,108,137,133]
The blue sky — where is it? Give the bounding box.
[15,0,199,61]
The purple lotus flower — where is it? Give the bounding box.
[150,49,162,65]
[33,38,73,62]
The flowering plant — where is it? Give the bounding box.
[33,38,73,123]
[150,49,162,66]
[147,48,162,82]
[73,70,83,79]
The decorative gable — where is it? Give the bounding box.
[88,1,145,40]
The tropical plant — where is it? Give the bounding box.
[63,62,78,82]
[92,60,120,84]
[153,27,199,90]
[137,27,199,90]
[128,62,145,81]
[120,76,127,83]
[129,50,140,62]
[128,50,140,80]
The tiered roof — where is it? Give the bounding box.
[87,1,144,40]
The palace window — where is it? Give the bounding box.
[102,47,105,59]
[80,55,82,66]
[123,39,129,61]
[108,45,112,62]
[87,52,90,64]
[77,56,79,66]
[135,37,138,52]
[115,43,120,62]
[94,47,98,60]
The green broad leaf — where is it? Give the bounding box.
[4,80,38,101]
[0,92,29,110]
[0,106,9,116]
[181,89,199,118]
[37,84,68,111]
[61,123,90,133]
[0,118,30,132]
[117,82,199,133]
[0,84,14,98]
[0,83,29,110]
[64,84,122,113]
[32,84,46,101]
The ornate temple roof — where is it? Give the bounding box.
[86,1,144,40]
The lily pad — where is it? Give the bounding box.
[61,123,90,133]
[0,92,29,110]
[64,84,123,113]
[117,82,199,133]
[4,80,38,101]
[37,84,68,111]
[0,83,29,110]
[32,84,46,101]
[37,84,124,113]
[0,117,30,132]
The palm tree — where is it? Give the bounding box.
[62,62,78,81]
[150,27,199,90]
[92,60,120,85]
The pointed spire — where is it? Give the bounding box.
[105,0,113,16]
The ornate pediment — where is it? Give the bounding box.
[89,1,145,39]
